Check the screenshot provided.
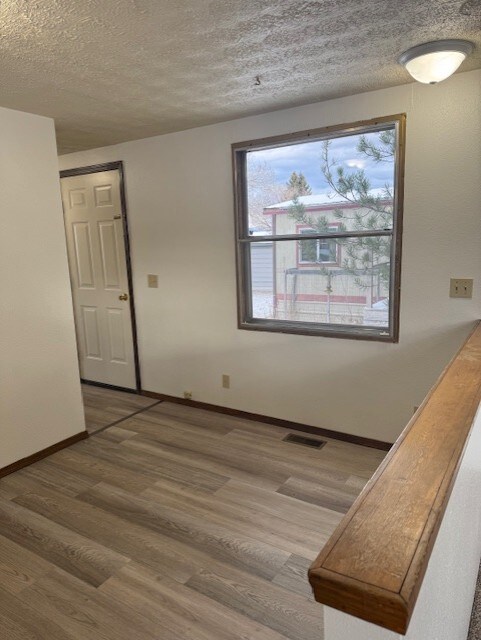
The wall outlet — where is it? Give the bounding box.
[147,274,158,288]
[183,391,192,400]
[450,278,473,299]
[222,374,230,389]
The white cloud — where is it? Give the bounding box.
[345,159,366,169]
[245,133,393,192]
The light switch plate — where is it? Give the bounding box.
[147,274,158,288]
[450,278,473,299]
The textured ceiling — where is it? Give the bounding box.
[0,0,479,154]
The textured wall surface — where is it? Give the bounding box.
[0,0,479,153]
[59,70,481,443]
[0,106,85,468]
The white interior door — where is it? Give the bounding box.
[61,169,137,389]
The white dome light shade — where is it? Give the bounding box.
[405,50,466,84]
[399,40,474,84]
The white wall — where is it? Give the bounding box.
[0,106,86,468]
[324,396,481,639]
[59,70,481,443]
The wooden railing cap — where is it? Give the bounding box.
[309,321,481,634]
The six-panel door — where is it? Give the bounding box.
[61,169,137,389]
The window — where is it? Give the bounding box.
[298,227,339,265]
[232,115,405,341]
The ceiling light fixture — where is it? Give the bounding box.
[399,39,474,84]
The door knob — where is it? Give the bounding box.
[119,293,129,301]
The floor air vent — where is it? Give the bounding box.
[282,433,326,449]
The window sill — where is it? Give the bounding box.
[239,318,397,342]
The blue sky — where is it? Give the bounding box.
[247,131,394,194]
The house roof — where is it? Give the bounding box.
[265,189,388,210]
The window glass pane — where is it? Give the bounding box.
[245,128,395,237]
[318,238,337,263]
[249,241,275,319]
[249,238,391,328]
[299,237,318,263]
[298,228,337,264]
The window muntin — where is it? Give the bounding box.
[233,115,405,341]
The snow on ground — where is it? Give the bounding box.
[252,291,274,318]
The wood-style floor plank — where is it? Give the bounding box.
[272,554,315,600]
[0,384,384,639]
[0,459,98,499]
[277,476,359,513]
[46,447,156,494]
[81,383,158,434]
[100,562,290,640]
[13,487,213,585]
[94,425,139,444]
[0,535,54,595]
[75,436,230,493]
[79,482,290,580]
[186,562,323,640]
[215,479,343,536]
[0,583,76,640]
[138,403,236,436]
[119,420,293,486]
[0,498,129,587]
[21,567,164,640]
[121,431,286,491]
[142,479,322,557]
[223,427,384,480]
[147,401,280,437]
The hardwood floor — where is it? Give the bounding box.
[81,383,159,433]
[0,390,385,639]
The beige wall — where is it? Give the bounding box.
[59,70,481,443]
[0,106,85,468]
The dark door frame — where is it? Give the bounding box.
[60,161,142,393]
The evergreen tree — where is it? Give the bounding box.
[286,171,312,197]
[321,132,394,291]
[287,174,333,276]
[288,131,395,302]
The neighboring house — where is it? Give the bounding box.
[262,192,393,326]
[249,229,274,291]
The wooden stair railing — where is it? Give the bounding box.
[309,321,481,634]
